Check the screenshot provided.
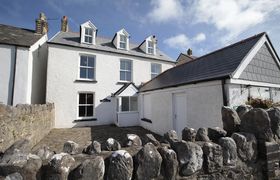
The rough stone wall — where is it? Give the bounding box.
[0,103,54,152]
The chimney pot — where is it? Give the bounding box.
[187,48,192,56]
[61,16,69,32]
[35,12,48,34]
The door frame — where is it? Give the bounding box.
[172,92,186,137]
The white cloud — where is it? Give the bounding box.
[164,33,206,50]
[147,0,184,23]
[193,33,206,43]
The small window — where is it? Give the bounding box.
[120,60,132,81]
[84,28,93,44]
[80,55,95,80]
[119,34,127,49]
[78,93,94,117]
[151,63,162,79]
[147,41,154,54]
[120,96,138,112]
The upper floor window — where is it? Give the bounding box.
[80,55,95,80]
[151,63,162,79]
[84,28,93,44]
[120,60,132,81]
[119,34,127,49]
[78,92,94,118]
[147,41,154,54]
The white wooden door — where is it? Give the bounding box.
[173,93,186,139]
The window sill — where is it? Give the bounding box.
[75,79,97,83]
[141,118,152,123]
[73,118,97,122]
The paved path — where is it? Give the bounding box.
[32,125,161,153]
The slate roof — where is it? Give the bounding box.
[140,32,266,92]
[0,24,43,47]
[49,31,174,62]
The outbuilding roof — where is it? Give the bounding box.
[0,24,43,47]
[140,32,271,92]
[48,31,174,63]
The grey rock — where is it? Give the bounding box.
[126,134,142,147]
[221,106,241,135]
[158,147,178,180]
[267,107,280,139]
[69,156,104,180]
[1,139,31,163]
[135,143,162,180]
[48,153,75,179]
[182,127,196,142]
[35,146,54,161]
[196,128,210,142]
[104,138,121,151]
[4,172,23,180]
[231,132,257,162]
[163,130,179,145]
[83,141,101,155]
[63,141,79,155]
[107,150,133,180]
[208,127,227,143]
[218,137,237,166]
[142,134,160,146]
[172,141,203,176]
[202,142,223,173]
[240,108,274,142]
[21,154,42,180]
[236,105,252,119]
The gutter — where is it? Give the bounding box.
[11,46,17,106]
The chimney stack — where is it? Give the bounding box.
[61,16,69,32]
[35,13,48,34]
[187,48,192,56]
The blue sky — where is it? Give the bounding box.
[0,0,280,60]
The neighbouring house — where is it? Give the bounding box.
[0,13,48,105]
[46,17,175,128]
[176,48,196,65]
[139,32,280,136]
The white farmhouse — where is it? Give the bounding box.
[0,13,48,105]
[46,18,175,128]
[139,32,280,136]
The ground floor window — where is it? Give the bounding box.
[78,93,94,117]
[119,96,137,112]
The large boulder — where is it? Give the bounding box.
[195,128,210,142]
[126,134,142,147]
[202,142,223,173]
[107,150,133,180]
[1,139,31,163]
[82,141,101,155]
[158,147,178,180]
[236,105,252,119]
[231,132,257,162]
[240,108,274,142]
[208,127,227,143]
[69,156,104,180]
[163,130,179,145]
[172,141,203,176]
[218,137,237,166]
[63,141,79,155]
[221,106,241,135]
[104,138,121,151]
[267,107,280,139]
[182,127,196,142]
[134,143,162,180]
[142,134,160,146]
[35,146,54,162]
[4,172,23,180]
[48,153,75,179]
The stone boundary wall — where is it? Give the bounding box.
[0,103,54,152]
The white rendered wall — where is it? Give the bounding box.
[46,44,174,128]
[139,80,224,135]
[117,112,139,127]
[0,44,15,105]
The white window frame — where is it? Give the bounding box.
[77,92,95,119]
[118,96,138,112]
[119,34,127,49]
[120,59,132,82]
[147,41,154,54]
[84,27,94,44]
[151,63,162,79]
[78,55,96,81]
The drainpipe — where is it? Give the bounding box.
[10,46,17,106]
[222,79,228,106]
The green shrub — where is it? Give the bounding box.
[246,97,273,109]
